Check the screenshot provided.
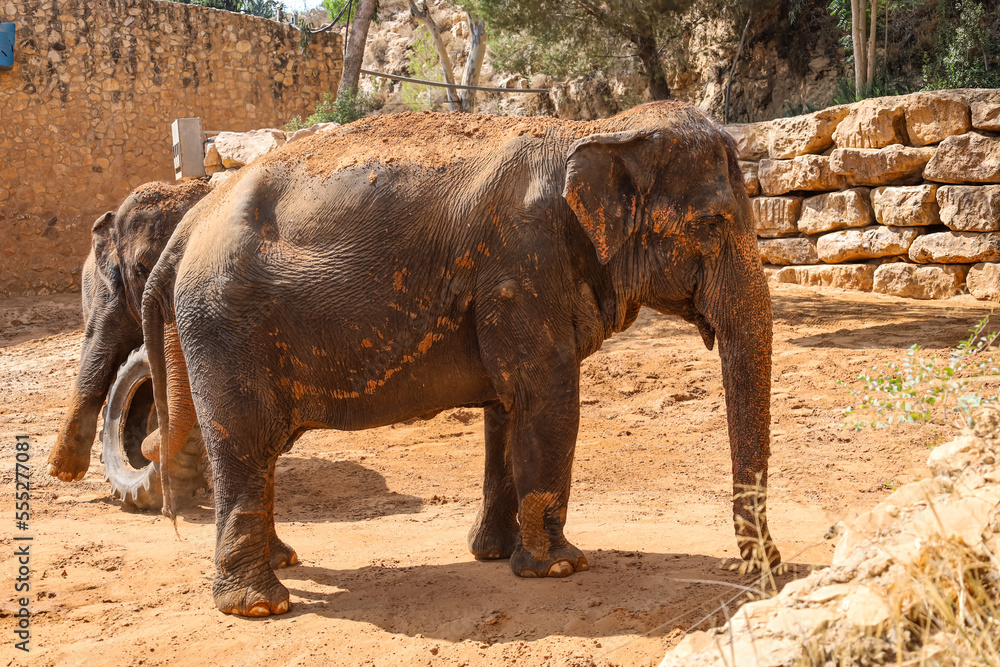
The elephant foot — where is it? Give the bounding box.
[46,446,90,482]
[510,543,589,578]
[214,572,290,617]
[269,534,299,570]
[467,520,519,560]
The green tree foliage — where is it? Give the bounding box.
[459,0,701,100]
[320,0,381,26]
[922,0,1000,89]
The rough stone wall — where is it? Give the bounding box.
[729,89,1000,301]
[0,0,342,296]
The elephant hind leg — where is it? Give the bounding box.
[204,417,292,616]
[468,404,519,560]
[212,457,290,617]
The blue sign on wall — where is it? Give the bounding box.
[0,23,14,71]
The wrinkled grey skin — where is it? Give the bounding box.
[46,181,212,482]
[143,101,776,617]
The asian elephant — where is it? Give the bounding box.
[142,100,777,617]
[46,181,211,483]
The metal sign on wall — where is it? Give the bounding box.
[0,23,14,70]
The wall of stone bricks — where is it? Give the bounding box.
[0,0,341,296]
[728,89,1000,301]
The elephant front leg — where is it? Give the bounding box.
[213,457,290,616]
[508,395,588,579]
[264,459,298,569]
[468,404,519,560]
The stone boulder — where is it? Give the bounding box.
[739,161,760,196]
[752,196,802,238]
[924,132,1000,184]
[214,128,287,168]
[832,97,909,149]
[209,169,241,188]
[872,263,968,299]
[817,225,923,263]
[659,409,1000,667]
[797,188,873,235]
[767,105,852,159]
[758,156,847,196]
[830,145,936,186]
[285,121,341,144]
[203,142,224,176]
[903,92,971,147]
[908,231,1000,263]
[936,185,1000,232]
[870,184,939,227]
[758,237,818,265]
[966,262,1000,300]
[774,264,875,290]
[971,100,1000,132]
[724,121,771,160]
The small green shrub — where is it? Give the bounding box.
[285,90,376,132]
[401,30,444,112]
[840,317,1000,431]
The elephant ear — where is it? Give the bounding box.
[91,211,120,295]
[563,130,653,264]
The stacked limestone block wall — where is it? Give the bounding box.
[0,0,342,297]
[728,89,1000,300]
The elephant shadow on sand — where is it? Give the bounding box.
[175,456,423,525]
[270,552,815,645]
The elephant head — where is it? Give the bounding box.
[564,106,778,566]
[47,180,212,482]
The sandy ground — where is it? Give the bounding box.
[0,284,996,667]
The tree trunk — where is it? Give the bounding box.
[635,34,670,101]
[458,13,487,113]
[409,0,460,111]
[850,0,864,97]
[338,0,377,98]
[866,0,878,92]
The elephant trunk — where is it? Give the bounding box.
[696,245,779,567]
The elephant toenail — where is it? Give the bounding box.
[246,604,270,617]
[276,599,290,614]
[547,560,573,577]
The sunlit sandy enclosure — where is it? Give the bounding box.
[4,0,1000,665]
[1,284,997,665]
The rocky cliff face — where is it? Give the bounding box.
[346,0,845,122]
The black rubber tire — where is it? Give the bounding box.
[100,345,209,510]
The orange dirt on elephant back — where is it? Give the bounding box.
[265,103,693,176]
